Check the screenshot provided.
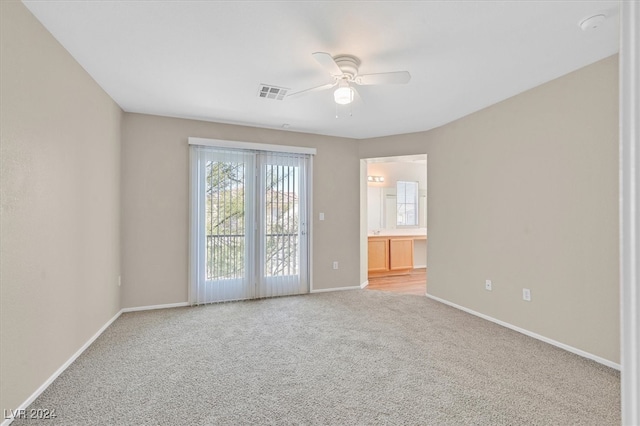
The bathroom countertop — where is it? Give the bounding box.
[368,228,427,238]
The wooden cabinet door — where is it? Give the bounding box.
[368,239,389,272]
[389,238,414,270]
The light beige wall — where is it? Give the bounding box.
[121,113,360,308]
[0,1,122,413]
[359,55,619,363]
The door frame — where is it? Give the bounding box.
[620,3,639,423]
[359,154,428,290]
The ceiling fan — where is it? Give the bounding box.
[287,52,411,105]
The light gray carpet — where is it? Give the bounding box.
[16,290,620,425]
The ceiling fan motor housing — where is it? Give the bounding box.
[333,55,360,80]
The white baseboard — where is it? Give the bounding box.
[414,264,427,269]
[1,309,122,426]
[426,294,620,371]
[310,285,361,293]
[121,302,190,313]
[360,280,369,289]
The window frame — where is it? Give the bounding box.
[396,180,419,227]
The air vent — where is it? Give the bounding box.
[258,84,288,100]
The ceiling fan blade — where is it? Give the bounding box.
[312,52,343,76]
[355,71,411,86]
[286,81,337,99]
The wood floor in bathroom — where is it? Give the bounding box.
[365,268,426,296]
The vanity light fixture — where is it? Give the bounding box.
[367,176,384,183]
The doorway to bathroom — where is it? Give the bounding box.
[362,154,427,296]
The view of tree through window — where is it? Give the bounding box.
[205,160,300,281]
[206,161,246,281]
[265,164,299,277]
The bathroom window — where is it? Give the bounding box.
[396,181,418,226]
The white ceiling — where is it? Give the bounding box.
[22,1,619,140]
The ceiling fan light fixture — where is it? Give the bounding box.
[334,85,354,105]
[333,80,353,105]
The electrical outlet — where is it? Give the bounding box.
[319,213,325,221]
[332,261,339,270]
[485,280,492,291]
[523,288,531,301]
[118,275,122,287]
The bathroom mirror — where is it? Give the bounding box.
[366,155,427,231]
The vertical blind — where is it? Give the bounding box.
[190,144,311,304]
[258,150,310,299]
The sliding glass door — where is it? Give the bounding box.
[190,145,310,304]
[257,152,309,298]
